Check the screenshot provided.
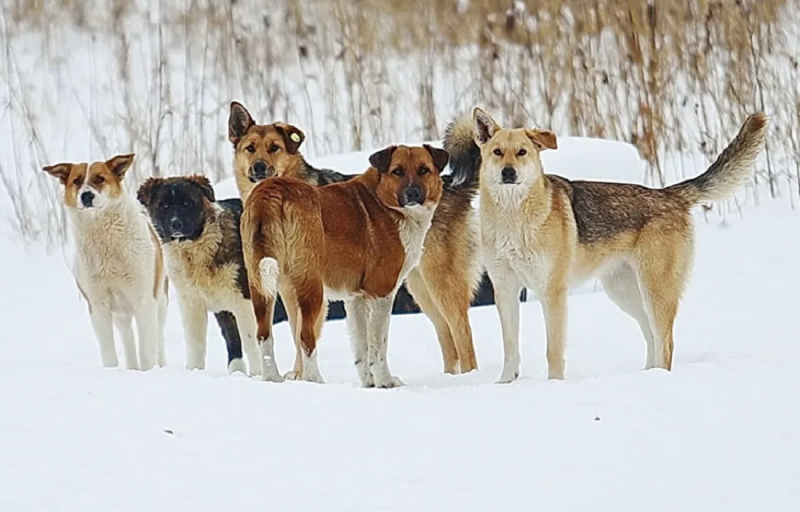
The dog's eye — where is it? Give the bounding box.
[245,144,256,153]
[160,202,170,210]
[268,144,280,153]
[517,149,527,156]
[418,166,429,176]
[493,148,503,156]
[391,168,403,177]
[94,175,105,184]
[73,177,83,186]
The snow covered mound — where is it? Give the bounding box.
[1,137,798,512]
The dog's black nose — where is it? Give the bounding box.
[80,191,94,208]
[251,161,269,181]
[501,166,517,184]
[401,186,423,206]
[170,218,183,232]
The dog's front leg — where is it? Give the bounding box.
[134,298,160,371]
[112,313,139,370]
[542,282,568,380]
[88,303,119,368]
[344,297,371,387]
[366,294,404,389]
[177,294,208,371]
[489,269,523,383]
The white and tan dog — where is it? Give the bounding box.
[44,154,168,370]
[465,108,767,383]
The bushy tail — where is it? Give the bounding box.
[442,111,481,195]
[667,113,768,204]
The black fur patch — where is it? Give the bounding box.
[214,311,243,364]
[549,175,688,245]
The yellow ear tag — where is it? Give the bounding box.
[290,133,301,143]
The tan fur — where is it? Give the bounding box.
[228,102,482,375]
[472,108,768,382]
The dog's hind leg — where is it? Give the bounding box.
[345,296,373,386]
[488,267,523,383]
[295,277,325,384]
[279,285,304,381]
[405,269,459,374]
[214,311,246,374]
[134,298,160,371]
[113,313,139,370]
[635,226,693,371]
[600,263,656,369]
[366,294,404,389]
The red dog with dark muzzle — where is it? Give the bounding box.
[240,144,447,387]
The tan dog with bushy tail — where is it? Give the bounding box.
[460,108,768,383]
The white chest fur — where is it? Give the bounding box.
[70,199,155,313]
[397,205,435,283]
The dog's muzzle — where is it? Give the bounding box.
[399,185,424,207]
[501,166,518,185]
[249,161,273,183]
[168,217,186,240]
[80,190,95,208]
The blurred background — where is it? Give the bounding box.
[0,0,796,247]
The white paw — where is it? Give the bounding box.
[284,371,301,381]
[227,358,247,374]
[496,370,519,384]
[248,363,262,377]
[185,362,205,371]
[261,370,285,383]
[372,375,404,389]
[301,370,325,384]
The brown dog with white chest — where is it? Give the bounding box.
[240,144,446,387]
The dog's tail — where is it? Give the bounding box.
[258,257,279,301]
[442,110,481,196]
[667,113,768,204]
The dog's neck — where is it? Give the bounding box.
[69,190,142,242]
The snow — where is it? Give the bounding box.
[1,139,799,511]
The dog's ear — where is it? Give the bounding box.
[273,123,305,154]
[369,145,397,174]
[105,154,135,179]
[526,129,558,151]
[423,144,449,172]
[137,177,164,207]
[186,175,215,203]
[473,107,500,145]
[42,163,73,186]
[229,102,255,145]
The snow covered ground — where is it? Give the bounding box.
[1,138,798,511]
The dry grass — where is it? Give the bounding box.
[0,0,796,245]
